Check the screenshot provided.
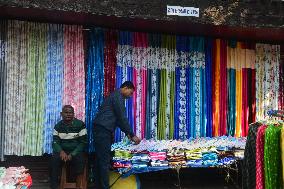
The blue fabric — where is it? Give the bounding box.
[115,66,123,142]
[86,28,105,152]
[127,67,134,133]
[44,24,64,154]
[205,38,213,137]
[200,68,207,137]
[227,69,236,136]
[174,67,180,139]
[146,69,152,139]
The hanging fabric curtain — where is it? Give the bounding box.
[4,21,47,156]
[0,20,7,161]
[256,44,280,120]
[205,38,213,137]
[115,31,134,142]
[24,22,47,156]
[219,39,227,136]
[132,32,148,139]
[5,21,30,156]
[241,43,256,136]
[63,25,85,121]
[175,36,188,139]
[212,39,220,136]
[227,42,237,136]
[44,24,64,154]
[85,28,104,152]
[104,30,117,97]
[187,37,206,138]
[146,33,160,139]
[157,35,176,140]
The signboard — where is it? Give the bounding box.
[167,5,199,17]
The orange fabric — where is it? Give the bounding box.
[213,39,220,136]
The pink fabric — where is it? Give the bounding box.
[133,33,148,139]
[63,25,85,121]
[242,69,249,136]
[133,68,137,136]
[141,69,147,139]
[256,125,267,189]
[219,40,227,135]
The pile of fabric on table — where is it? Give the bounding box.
[111,136,246,171]
[0,166,32,189]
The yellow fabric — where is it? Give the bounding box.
[109,172,138,189]
[213,39,220,136]
[235,70,242,137]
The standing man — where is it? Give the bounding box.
[94,81,141,189]
[50,105,87,189]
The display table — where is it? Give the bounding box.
[111,137,245,179]
[0,166,32,189]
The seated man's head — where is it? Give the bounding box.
[61,105,75,122]
[120,81,135,98]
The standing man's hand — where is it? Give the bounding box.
[60,150,68,161]
[131,136,141,145]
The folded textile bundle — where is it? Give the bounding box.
[167,149,186,167]
[0,166,32,189]
[233,149,244,159]
[131,153,150,168]
[149,151,167,161]
[186,160,203,167]
[113,160,132,168]
[150,160,169,167]
[112,137,245,170]
[185,149,203,160]
[113,150,133,160]
[202,152,219,167]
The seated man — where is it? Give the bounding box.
[49,105,87,189]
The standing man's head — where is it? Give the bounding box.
[120,81,135,98]
[61,105,75,123]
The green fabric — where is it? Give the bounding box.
[264,125,283,189]
[24,23,47,156]
[169,71,175,139]
[157,69,167,140]
[53,118,87,156]
[227,69,236,136]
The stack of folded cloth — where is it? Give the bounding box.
[233,149,245,159]
[131,153,150,169]
[185,149,203,167]
[113,160,132,168]
[218,157,236,165]
[112,150,133,168]
[202,152,218,167]
[149,151,168,167]
[0,166,32,188]
[167,148,186,167]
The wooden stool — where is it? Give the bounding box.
[60,162,87,189]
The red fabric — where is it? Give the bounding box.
[256,125,267,189]
[104,30,118,97]
[251,70,256,123]
[133,68,137,135]
[241,69,248,136]
[219,40,227,136]
[212,40,217,136]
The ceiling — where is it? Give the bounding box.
[0,6,283,43]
